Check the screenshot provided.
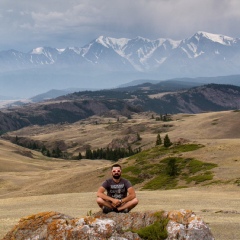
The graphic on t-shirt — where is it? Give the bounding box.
[102,178,132,199]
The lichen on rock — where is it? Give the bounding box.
[3,209,215,240]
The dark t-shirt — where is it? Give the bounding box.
[102,178,132,199]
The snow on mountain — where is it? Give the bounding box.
[1,31,240,77]
[193,31,235,45]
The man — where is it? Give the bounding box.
[97,163,138,213]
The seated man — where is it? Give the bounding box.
[97,163,139,213]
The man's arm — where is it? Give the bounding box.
[97,186,121,207]
[121,187,136,204]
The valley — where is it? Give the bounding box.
[0,110,240,239]
[2,2,240,239]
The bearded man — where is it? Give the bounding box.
[96,163,139,213]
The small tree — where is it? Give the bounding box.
[156,133,162,146]
[78,152,82,160]
[164,134,172,148]
[166,158,178,176]
[85,148,93,159]
[137,132,142,141]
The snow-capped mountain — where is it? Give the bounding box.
[1,31,240,98]
[1,31,240,74]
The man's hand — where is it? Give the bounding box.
[111,198,121,208]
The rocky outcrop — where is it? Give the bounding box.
[3,209,214,240]
[108,133,140,149]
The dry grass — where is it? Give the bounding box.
[0,187,239,240]
[0,110,240,239]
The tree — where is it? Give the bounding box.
[85,148,93,159]
[78,152,82,160]
[137,132,142,141]
[46,150,51,157]
[164,134,172,148]
[166,158,178,176]
[156,133,162,146]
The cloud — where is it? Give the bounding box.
[0,0,240,51]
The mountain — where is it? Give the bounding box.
[0,83,239,133]
[29,88,96,102]
[2,31,240,73]
[1,31,240,97]
[145,83,240,113]
[0,98,142,133]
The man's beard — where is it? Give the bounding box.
[113,174,121,179]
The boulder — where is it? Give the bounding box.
[3,209,214,240]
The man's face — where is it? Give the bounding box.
[112,167,121,179]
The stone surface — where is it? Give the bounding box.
[3,209,214,240]
[166,209,214,240]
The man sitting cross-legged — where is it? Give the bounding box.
[96,164,138,213]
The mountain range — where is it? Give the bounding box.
[1,83,239,133]
[1,31,240,97]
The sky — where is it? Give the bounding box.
[1,0,240,52]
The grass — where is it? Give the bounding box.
[131,144,204,164]
[133,211,169,240]
[121,174,144,185]
[186,159,217,174]
[98,174,105,178]
[142,174,178,190]
[123,144,218,190]
[122,165,142,175]
[184,171,214,184]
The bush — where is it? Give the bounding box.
[166,158,178,176]
[134,212,169,240]
[163,134,172,148]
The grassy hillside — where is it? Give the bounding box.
[1,110,240,199]
[1,110,240,240]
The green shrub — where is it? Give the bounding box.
[142,174,177,190]
[173,144,204,152]
[166,158,179,176]
[185,172,214,184]
[121,174,144,185]
[122,166,142,175]
[134,212,169,240]
[187,159,217,174]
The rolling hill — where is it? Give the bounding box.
[1,110,240,199]
[0,83,240,133]
[1,110,240,240]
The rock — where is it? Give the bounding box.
[3,209,214,240]
[166,209,214,240]
[108,134,140,149]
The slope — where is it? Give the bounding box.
[1,110,240,199]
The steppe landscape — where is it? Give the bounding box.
[0,110,240,239]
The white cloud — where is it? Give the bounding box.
[0,0,240,51]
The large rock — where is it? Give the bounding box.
[3,209,214,240]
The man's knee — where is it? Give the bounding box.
[128,197,138,207]
[96,197,104,204]
[133,197,139,206]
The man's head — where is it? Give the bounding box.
[111,164,122,180]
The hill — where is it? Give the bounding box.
[1,110,240,240]
[1,110,240,199]
[0,99,141,133]
[0,83,239,133]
